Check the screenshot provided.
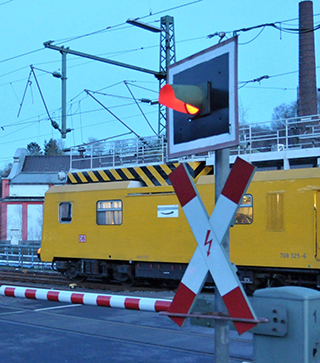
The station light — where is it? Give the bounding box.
[159,82,211,118]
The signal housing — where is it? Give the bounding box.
[159,82,211,118]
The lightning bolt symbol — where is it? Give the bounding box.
[204,230,213,257]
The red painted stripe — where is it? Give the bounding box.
[169,164,197,207]
[222,286,256,335]
[221,157,255,204]
[25,289,37,299]
[167,282,196,327]
[5,287,16,297]
[124,298,140,310]
[71,293,84,304]
[154,300,171,312]
[47,291,60,302]
[96,295,111,307]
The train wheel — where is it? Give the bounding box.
[112,264,134,286]
[64,261,81,280]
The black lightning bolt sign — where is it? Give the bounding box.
[204,230,213,257]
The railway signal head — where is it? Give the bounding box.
[163,37,238,158]
[159,82,211,118]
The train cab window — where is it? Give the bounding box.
[59,202,72,223]
[235,194,253,224]
[97,200,122,225]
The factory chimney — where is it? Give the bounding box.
[298,0,317,116]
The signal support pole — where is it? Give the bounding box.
[158,16,176,136]
[61,50,67,138]
[214,148,230,362]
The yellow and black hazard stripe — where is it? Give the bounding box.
[67,161,213,187]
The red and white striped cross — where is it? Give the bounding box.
[168,157,257,335]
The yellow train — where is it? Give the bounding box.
[39,165,320,291]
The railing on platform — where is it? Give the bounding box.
[69,114,320,171]
[0,242,50,270]
[70,135,168,171]
[233,114,320,156]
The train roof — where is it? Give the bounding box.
[47,167,320,196]
[196,166,320,185]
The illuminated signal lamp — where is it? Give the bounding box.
[159,83,211,117]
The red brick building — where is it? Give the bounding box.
[1,149,69,244]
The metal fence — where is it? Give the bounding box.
[70,135,168,171]
[232,114,320,155]
[0,242,50,270]
[69,114,320,170]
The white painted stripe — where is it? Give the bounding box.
[36,289,51,301]
[83,293,99,305]
[183,197,209,242]
[180,247,208,294]
[58,291,72,303]
[14,287,27,298]
[139,298,157,312]
[110,295,126,308]
[34,305,82,312]
[209,194,237,240]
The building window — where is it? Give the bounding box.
[97,200,123,225]
[235,194,253,224]
[59,202,72,223]
[266,192,284,231]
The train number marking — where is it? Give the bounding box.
[280,252,306,259]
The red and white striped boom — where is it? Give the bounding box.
[0,285,171,312]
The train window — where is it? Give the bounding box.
[267,192,284,231]
[59,202,72,223]
[97,200,122,225]
[235,194,253,224]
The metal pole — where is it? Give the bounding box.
[158,16,176,136]
[214,147,230,362]
[44,42,164,79]
[61,51,67,138]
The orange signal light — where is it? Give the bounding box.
[185,103,200,115]
[159,84,201,115]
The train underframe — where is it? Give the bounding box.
[54,258,188,286]
[53,258,320,293]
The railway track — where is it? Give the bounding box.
[0,268,178,295]
[0,269,66,287]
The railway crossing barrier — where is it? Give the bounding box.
[0,285,172,312]
[0,285,266,329]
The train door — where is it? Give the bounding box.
[315,191,320,260]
